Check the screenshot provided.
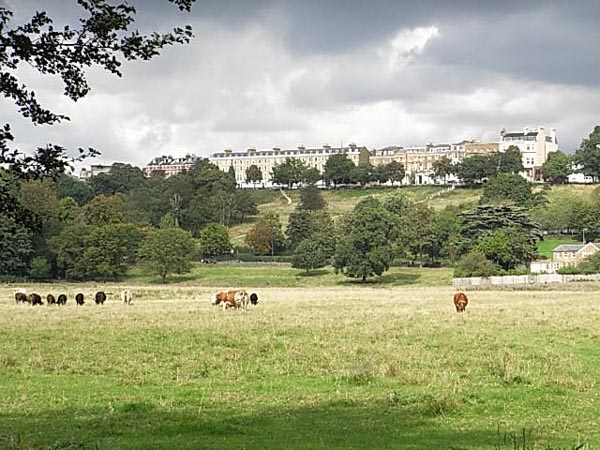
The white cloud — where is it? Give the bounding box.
[379,26,440,72]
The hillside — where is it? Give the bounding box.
[230,184,599,246]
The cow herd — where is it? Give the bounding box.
[12,286,467,312]
[13,288,133,306]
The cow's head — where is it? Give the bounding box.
[210,293,219,305]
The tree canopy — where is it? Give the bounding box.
[0,1,194,179]
[573,125,600,181]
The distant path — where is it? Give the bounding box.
[416,185,455,203]
[280,189,292,205]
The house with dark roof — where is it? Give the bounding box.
[531,242,600,274]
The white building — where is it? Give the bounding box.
[79,164,112,180]
[209,144,367,186]
[500,126,558,182]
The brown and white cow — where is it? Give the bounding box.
[211,289,249,311]
[453,291,469,313]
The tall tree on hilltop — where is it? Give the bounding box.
[432,156,454,183]
[541,151,572,184]
[573,125,600,181]
[496,145,524,174]
[480,173,534,206]
[322,154,355,187]
[245,165,263,187]
[271,158,308,188]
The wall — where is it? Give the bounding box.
[453,273,600,286]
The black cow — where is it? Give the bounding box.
[15,292,27,304]
[250,293,259,305]
[95,291,107,305]
[46,294,56,305]
[75,293,85,306]
[27,293,43,306]
[57,294,67,305]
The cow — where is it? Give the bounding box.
[75,293,85,306]
[46,294,56,305]
[250,293,259,306]
[14,288,27,304]
[57,294,67,305]
[27,293,43,306]
[453,291,469,313]
[95,291,107,305]
[121,290,133,305]
[211,289,249,311]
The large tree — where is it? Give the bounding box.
[457,204,542,270]
[138,226,196,283]
[496,145,524,174]
[480,173,533,206]
[432,156,454,183]
[322,154,355,187]
[245,212,286,255]
[0,1,194,179]
[333,198,397,283]
[88,163,146,196]
[455,154,497,184]
[541,151,572,184]
[573,125,600,181]
[245,165,263,187]
[271,158,308,188]
[199,223,232,257]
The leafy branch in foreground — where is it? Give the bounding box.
[0,0,194,177]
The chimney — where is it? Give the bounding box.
[272,146,281,152]
[349,142,357,149]
[500,128,506,137]
[297,144,306,150]
[247,147,256,153]
[323,143,331,149]
[224,148,232,153]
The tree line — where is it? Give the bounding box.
[0,160,259,282]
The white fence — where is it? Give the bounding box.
[453,273,600,287]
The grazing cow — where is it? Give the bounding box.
[75,293,85,306]
[95,291,107,305]
[211,289,249,311]
[453,291,469,313]
[57,294,67,305]
[14,288,27,304]
[250,293,259,306]
[27,293,43,306]
[120,289,133,305]
[46,294,56,305]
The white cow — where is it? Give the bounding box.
[121,289,133,305]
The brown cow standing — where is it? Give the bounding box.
[453,291,468,312]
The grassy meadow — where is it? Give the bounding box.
[1,282,600,449]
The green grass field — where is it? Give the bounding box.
[1,281,599,449]
[125,264,454,288]
[538,236,582,259]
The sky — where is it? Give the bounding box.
[2,0,600,170]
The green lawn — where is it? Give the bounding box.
[537,236,581,259]
[1,285,598,449]
[126,263,454,288]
